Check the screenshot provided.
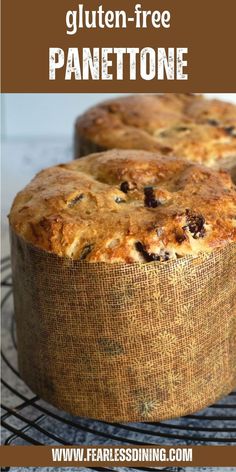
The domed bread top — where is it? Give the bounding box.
[75,94,236,179]
[9,150,236,263]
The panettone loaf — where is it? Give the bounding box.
[9,150,236,422]
[9,150,236,263]
[75,94,236,181]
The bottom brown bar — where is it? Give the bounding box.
[0,445,235,467]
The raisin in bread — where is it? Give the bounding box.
[75,94,236,182]
[9,150,236,263]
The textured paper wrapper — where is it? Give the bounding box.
[11,230,236,423]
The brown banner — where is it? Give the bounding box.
[0,445,236,467]
[1,0,236,92]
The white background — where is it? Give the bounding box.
[2,93,236,139]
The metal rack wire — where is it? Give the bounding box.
[1,256,236,471]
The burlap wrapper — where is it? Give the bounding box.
[11,230,236,423]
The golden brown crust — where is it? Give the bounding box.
[75,94,236,177]
[9,150,236,263]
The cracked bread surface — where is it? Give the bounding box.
[9,150,236,263]
[75,94,236,181]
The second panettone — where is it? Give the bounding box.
[75,94,236,182]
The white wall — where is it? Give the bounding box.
[2,93,236,139]
[2,94,122,139]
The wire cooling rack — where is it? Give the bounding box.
[1,256,236,472]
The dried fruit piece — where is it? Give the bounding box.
[144,187,161,208]
[136,242,158,261]
[79,244,93,260]
[183,209,206,239]
[158,251,171,262]
[175,126,190,132]
[120,181,129,193]
[224,126,236,137]
[68,194,84,207]
[136,242,170,262]
[208,119,220,126]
